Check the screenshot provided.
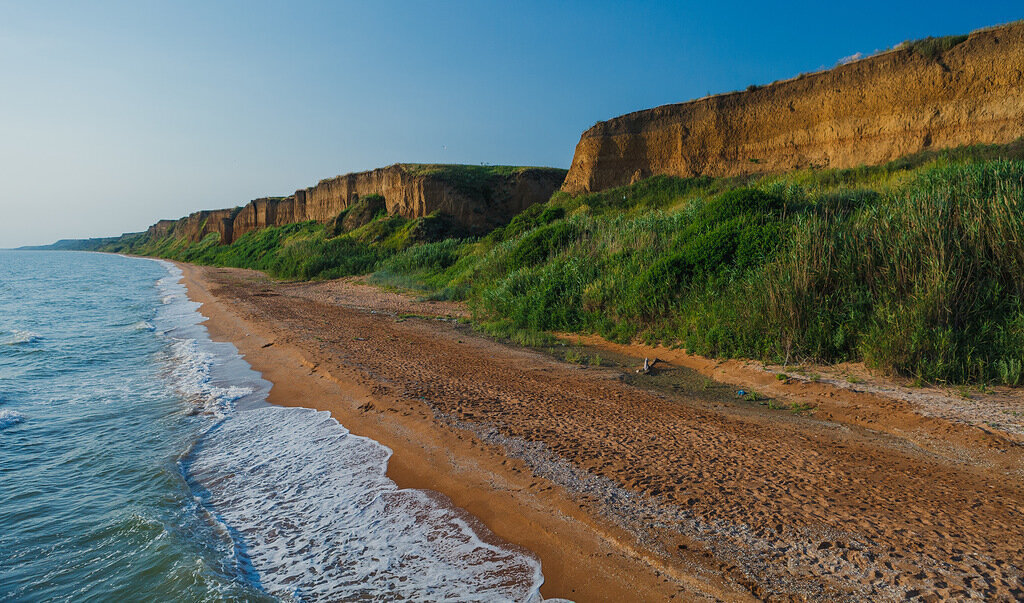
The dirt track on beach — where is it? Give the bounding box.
[178,263,1024,601]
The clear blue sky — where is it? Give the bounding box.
[1,1,1020,247]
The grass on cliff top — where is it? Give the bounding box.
[903,34,969,60]
[114,138,1024,385]
[307,164,568,203]
[400,164,568,198]
[399,164,565,177]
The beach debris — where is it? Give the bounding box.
[636,357,660,374]
[737,389,747,397]
[261,341,274,348]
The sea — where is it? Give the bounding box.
[0,250,548,602]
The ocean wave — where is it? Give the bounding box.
[132,321,156,332]
[0,409,25,430]
[184,406,545,601]
[151,259,548,600]
[2,330,41,345]
[167,338,252,416]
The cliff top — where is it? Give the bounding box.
[315,163,567,188]
[583,20,1024,139]
[399,163,567,177]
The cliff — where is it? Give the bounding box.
[151,164,566,244]
[562,22,1024,193]
[149,208,240,245]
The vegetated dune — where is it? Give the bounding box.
[563,21,1024,193]
[145,164,567,244]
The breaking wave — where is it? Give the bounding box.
[0,409,25,430]
[152,260,547,600]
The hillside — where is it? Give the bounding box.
[107,137,1024,384]
[144,164,567,245]
[563,22,1024,193]
[15,235,138,252]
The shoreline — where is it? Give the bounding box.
[174,260,1024,601]
[174,262,724,601]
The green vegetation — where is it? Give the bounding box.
[107,139,1024,385]
[16,236,131,251]
[905,34,969,60]
[400,164,567,199]
[330,194,387,235]
[789,402,816,414]
[106,205,466,281]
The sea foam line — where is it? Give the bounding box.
[149,259,549,601]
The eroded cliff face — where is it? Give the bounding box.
[151,209,239,245]
[149,164,566,244]
[563,22,1024,193]
[296,165,567,231]
[231,197,294,241]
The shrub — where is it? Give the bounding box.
[480,258,592,332]
[700,188,786,223]
[632,252,691,314]
[338,194,387,233]
[499,203,567,242]
[506,221,578,270]
[380,238,464,274]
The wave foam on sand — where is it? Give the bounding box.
[151,259,550,601]
[184,406,544,601]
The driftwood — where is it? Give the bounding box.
[636,357,660,374]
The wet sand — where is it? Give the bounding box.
[177,262,1024,601]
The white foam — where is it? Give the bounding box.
[166,338,253,417]
[0,409,25,430]
[2,329,40,345]
[185,406,544,601]
[149,259,549,601]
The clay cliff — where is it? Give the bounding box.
[562,22,1024,193]
[150,164,566,244]
[148,209,240,244]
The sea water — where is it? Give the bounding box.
[0,251,546,601]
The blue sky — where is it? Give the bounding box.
[1,1,1020,247]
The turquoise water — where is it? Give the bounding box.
[0,251,545,602]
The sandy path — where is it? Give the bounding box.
[178,265,1024,601]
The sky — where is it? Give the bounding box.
[0,1,1020,247]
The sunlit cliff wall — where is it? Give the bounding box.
[562,22,1024,193]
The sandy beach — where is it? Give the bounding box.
[177,262,1024,601]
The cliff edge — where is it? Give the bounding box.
[562,22,1024,193]
[149,164,567,244]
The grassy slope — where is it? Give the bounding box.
[109,139,1024,385]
